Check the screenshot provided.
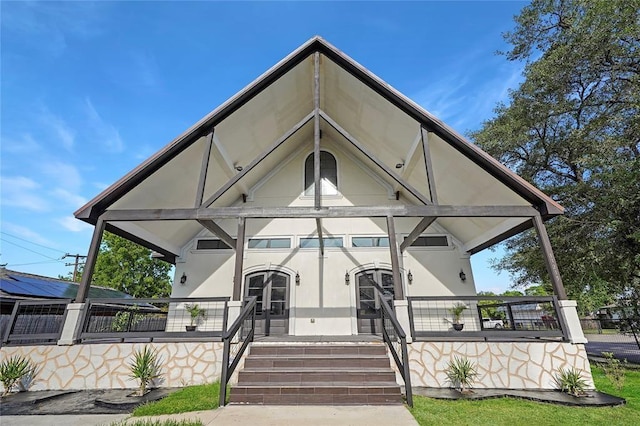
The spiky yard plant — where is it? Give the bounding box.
[555,367,588,397]
[446,356,478,393]
[129,346,163,396]
[0,355,36,396]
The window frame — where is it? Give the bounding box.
[298,236,344,249]
[303,150,339,197]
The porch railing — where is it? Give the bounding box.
[408,296,568,341]
[79,297,229,342]
[219,296,257,407]
[2,300,70,346]
[366,279,413,407]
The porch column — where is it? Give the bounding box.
[531,214,568,300]
[386,215,404,300]
[232,217,246,301]
[75,217,105,302]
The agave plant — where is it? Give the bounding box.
[446,356,478,393]
[128,346,163,396]
[0,356,36,396]
[555,367,588,396]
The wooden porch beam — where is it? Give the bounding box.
[102,205,539,221]
[400,216,437,252]
[211,133,248,194]
[314,52,321,209]
[319,110,432,206]
[532,214,568,300]
[75,217,106,302]
[315,218,324,255]
[201,111,314,208]
[195,130,214,207]
[421,127,438,204]
[232,217,246,301]
[197,219,236,249]
[386,215,404,300]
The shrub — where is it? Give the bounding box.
[446,356,478,393]
[0,355,36,396]
[129,346,163,396]
[555,367,588,396]
[601,351,626,390]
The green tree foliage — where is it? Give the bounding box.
[89,232,172,298]
[471,0,640,314]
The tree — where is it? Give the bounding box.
[471,0,640,315]
[84,232,172,298]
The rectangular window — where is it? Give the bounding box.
[300,237,343,248]
[248,238,291,249]
[196,239,234,250]
[406,236,449,247]
[352,237,390,247]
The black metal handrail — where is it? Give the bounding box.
[408,295,567,341]
[2,299,70,346]
[365,278,413,407]
[78,297,229,342]
[219,296,257,407]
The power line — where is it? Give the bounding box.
[6,260,63,267]
[0,238,65,262]
[0,231,67,254]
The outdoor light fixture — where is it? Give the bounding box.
[459,270,467,282]
[395,161,405,169]
[345,271,350,285]
[180,272,187,285]
[407,270,413,284]
[235,165,243,171]
[295,272,300,286]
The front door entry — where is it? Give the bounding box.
[244,271,289,336]
[356,269,395,334]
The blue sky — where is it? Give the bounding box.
[1,1,527,293]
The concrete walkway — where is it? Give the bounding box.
[1,405,419,426]
[129,405,419,425]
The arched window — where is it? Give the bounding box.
[304,151,338,196]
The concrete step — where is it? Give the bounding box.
[249,344,387,356]
[243,354,391,369]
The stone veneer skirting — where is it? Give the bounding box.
[0,342,224,392]
[407,341,594,389]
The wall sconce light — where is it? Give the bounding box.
[295,272,300,286]
[180,272,187,285]
[459,270,467,282]
[407,270,413,284]
[345,271,350,285]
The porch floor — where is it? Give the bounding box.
[252,334,384,343]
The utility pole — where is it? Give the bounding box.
[63,253,87,282]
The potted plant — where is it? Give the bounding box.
[185,304,206,331]
[449,303,467,331]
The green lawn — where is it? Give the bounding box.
[409,366,639,426]
[132,382,223,417]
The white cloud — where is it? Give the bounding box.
[40,107,76,151]
[1,223,58,248]
[57,216,92,232]
[40,161,83,191]
[0,176,50,211]
[0,133,42,154]
[50,188,87,209]
[85,98,124,153]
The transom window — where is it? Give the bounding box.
[352,237,390,247]
[300,237,343,248]
[406,236,449,247]
[196,239,234,250]
[304,151,338,196]
[248,238,292,249]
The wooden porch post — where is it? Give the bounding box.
[232,217,246,301]
[532,213,568,300]
[386,215,404,300]
[75,217,105,302]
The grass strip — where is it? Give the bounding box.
[133,382,221,417]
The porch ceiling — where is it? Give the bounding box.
[75,37,562,259]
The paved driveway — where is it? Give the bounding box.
[585,333,640,364]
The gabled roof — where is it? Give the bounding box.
[74,36,563,258]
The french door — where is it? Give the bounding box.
[355,269,395,334]
[244,271,290,336]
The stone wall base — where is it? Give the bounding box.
[407,341,594,389]
[0,342,224,392]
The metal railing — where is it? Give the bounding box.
[408,296,567,341]
[366,279,413,407]
[219,296,257,406]
[2,300,70,346]
[79,297,229,342]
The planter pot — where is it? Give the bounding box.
[453,323,464,331]
[185,325,197,332]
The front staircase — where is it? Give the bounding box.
[229,343,403,405]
